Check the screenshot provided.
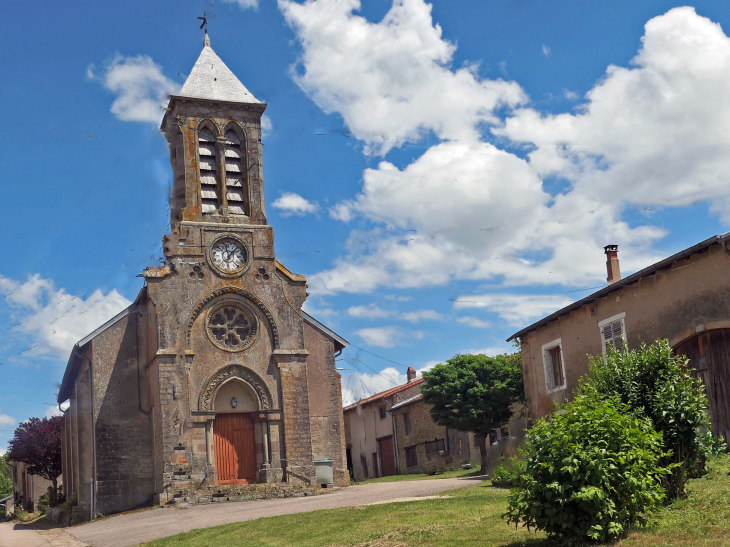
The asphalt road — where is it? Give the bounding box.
[66,476,485,546]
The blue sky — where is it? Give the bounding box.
[2,0,729,451]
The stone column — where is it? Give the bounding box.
[272,350,314,484]
[75,373,93,517]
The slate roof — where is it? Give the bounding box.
[343,378,424,412]
[389,393,423,411]
[178,32,260,104]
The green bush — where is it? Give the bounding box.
[37,492,49,515]
[504,393,669,544]
[584,340,726,499]
[492,455,524,488]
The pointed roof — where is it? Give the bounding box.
[178,31,260,104]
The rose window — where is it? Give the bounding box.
[205,301,257,352]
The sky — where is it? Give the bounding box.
[2,0,730,452]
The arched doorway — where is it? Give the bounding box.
[213,379,259,484]
[674,328,730,443]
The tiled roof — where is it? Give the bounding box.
[178,32,260,104]
[343,378,424,412]
[389,393,423,411]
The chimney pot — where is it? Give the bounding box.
[406,367,416,383]
[604,244,621,284]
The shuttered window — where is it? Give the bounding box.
[405,446,418,467]
[425,439,445,457]
[541,339,566,392]
[224,130,245,215]
[198,128,219,213]
[404,412,412,436]
[599,313,627,354]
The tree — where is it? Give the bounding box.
[582,339,726,499]
[421,353,525,472]
[7,416,63,503]
[0,455,12,499]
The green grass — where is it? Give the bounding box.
[353,466,481,485]
[145,455,730,547]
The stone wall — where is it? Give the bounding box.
[392,399,449,474]
[92,312,155,516]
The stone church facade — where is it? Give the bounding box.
[57,33,349,521]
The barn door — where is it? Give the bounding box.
[214,413,257,484]
[378,437,396,477]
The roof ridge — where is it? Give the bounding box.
[343,377,424,411]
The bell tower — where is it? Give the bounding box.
[161,31,268,227]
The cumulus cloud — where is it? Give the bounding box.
[45,406,63,418]
[279,0,526,155]
[353,326,426,347]
[340,362,434,405]
[1,274,132,359]
[453,293,573,326]
[400,309,443,323]
[456,316,492,329]
[271,192,319,217]
[347,304,394,319]
[0,414,16,427]
[282,2,726,297]
[88,55,180,123]
[222,0,259,10]
[498,7,730,222]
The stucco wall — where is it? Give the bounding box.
[521,244,730,419]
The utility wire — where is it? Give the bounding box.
[349,344,410,370]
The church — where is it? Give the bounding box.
[57,32,349,522]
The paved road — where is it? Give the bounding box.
[67,476,485,546]
[0,522,84,547]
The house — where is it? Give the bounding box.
[12,462,57,513]
[507,235,730,444]
[57,32,350,523]
[344,368,526,479]
[343,368,423,481]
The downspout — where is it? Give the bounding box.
[390,406,400,475]
[74,349,95,523]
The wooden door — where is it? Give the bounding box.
[378,437,396,477]
[214,413,257,484]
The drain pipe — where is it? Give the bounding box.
[74,349,95,522]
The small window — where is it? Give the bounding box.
[405,446,418,467]
[599,312,626,353]
[542,339,566,393]
[379,406,387,420]
[425,439,446,457]
[403,411,412,436]
[489,430,497,445]
[500,426,510,439]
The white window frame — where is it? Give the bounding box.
[541,338,567,394]
[598,312,627,354]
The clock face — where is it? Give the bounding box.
[211,240,245,272]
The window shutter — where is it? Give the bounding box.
[198,128,219,213]
[603,319,625,351]
[224,130,245,215]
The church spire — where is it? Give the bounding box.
[204,29,210,48]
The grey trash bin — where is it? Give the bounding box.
[314,458,334,486]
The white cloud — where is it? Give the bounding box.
[279,0,526,155]
[271,192,319,217]
[347,304,394,319]
[1,274,132,359]
[499,6,730,222]
[463,346,516,356]
[541,44,551,58]
[340,362,434,405]
[563,89,578,100]
[400,309,443,323]
[0,414,15,427]
[261,114,273,137]
[45,406,62,418]
[453,293,573,326]
[456,316,491,329]
[385,295,411,302]
[353,326,408,348]
[88,55,180,123]
[222,0,259,10]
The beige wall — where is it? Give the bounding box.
[521,243,730,420]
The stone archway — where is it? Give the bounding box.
[198,364,272,412]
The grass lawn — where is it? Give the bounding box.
[353,466,481,485]
[145,455,730,547]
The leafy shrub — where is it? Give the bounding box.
[492,454,524,488]
[37,492,49,514]
[584,340,726,499]
[504,393,669,544]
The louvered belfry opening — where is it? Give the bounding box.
[198,127,219,213]
[225,129,246,215]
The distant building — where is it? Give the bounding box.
[57,32,349,523]
[12,462,57,513]
[508,235,730,445]
[343,367,525,479]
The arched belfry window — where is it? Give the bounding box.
[225,129,245,215]
[198,127,219,213]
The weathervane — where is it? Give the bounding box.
[197,12,207,29]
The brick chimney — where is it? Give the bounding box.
[406,367,417,383]
[604,244,621,284]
